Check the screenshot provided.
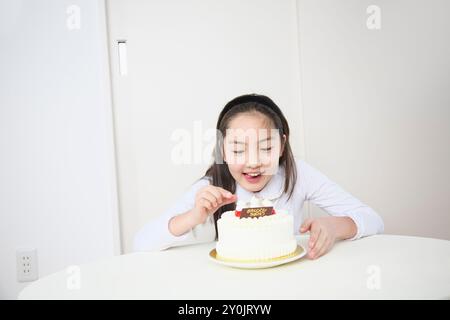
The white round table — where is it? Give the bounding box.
[19,235,450,299]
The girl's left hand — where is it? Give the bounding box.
[300,217,338,260]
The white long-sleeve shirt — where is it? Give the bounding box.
[133,159,384,252]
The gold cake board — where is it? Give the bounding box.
[209,245,306,268]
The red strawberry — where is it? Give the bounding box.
[272,208,276,214]
[235,210,241,217]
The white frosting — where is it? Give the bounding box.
[249,195,262,208]
[239,196,273,209]
[236,200,245,211]
[216,209,297,261]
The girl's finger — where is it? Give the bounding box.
[311,231,328,259]
[300,218,313,233]
[202,191,219,208]
[309,225,321,249]
[210,187,236,206]
[200,198,214,211]
[216,187,234,199]
[315,239,331,259]
[207,188,223,205]
[222,194,237,206]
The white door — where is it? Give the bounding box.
[106,0,305,252]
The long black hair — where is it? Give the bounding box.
[204,94,297,237]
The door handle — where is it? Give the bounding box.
[117,40,128,76]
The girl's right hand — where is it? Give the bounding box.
[190,186,237,225]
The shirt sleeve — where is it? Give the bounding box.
[133,178,216,252]
[299,160,384,240]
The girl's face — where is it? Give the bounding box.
[223,112,285,193]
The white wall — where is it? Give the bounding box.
[297,0,450,239]
[0,0,120,299]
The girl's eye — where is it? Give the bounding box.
[233,150,245,154]
[261,147,272,152]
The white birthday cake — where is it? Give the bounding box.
[216,196,297,261]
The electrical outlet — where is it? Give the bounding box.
[16,248,38,282]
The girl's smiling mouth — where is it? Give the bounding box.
[243,172,263,183]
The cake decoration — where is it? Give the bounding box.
[235,196,276,219]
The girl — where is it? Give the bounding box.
[134,94,384,259]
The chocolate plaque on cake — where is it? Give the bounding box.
[240,206,274,219]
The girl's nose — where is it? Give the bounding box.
[247,151,261,168]
[247,162,260,169]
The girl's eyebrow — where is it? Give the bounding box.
[229,137,272,144]
[258,137,272,143]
